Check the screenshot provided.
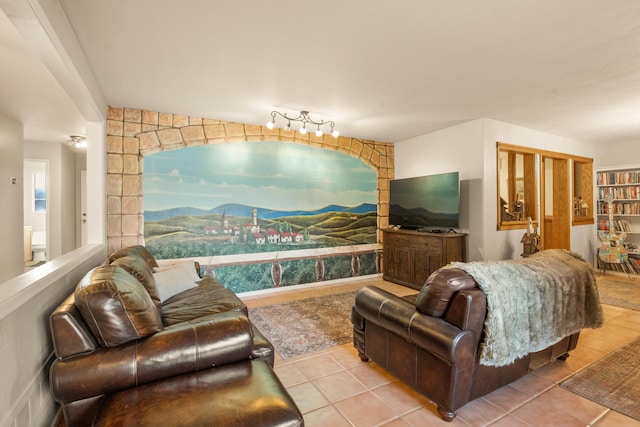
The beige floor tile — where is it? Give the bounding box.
[593,410,640,426]
[335,391,397,427]
[294,353,343,380]
[482,384,531,413]
[312,370,367,402]
[286,381,329,414]
[455,397,507,427]
[348,362,397,389]
[274,363,308,387]
[509,388,602,426]
[380,418,413,427]
[401,406,469,426]
[326,344,364,369]
[371,381,431,416]
[303,405,352,427]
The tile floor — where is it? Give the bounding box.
[241,274,640,427]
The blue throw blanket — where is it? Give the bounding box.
[449,249,603,367]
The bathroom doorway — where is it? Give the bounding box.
[23,159,48,266]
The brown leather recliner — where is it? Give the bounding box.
[49,246,303,426]
[352,268,580,422]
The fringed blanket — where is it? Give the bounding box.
[449,249,603,367]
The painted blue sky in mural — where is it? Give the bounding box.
[143,142,377,212]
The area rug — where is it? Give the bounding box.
[597,277,640,311]
[561,336,640,421]
[249,291,357,358]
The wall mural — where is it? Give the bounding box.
[143,141,378,292]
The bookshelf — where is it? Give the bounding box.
[596,165,640,257]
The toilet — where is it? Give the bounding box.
[31,231,46,262]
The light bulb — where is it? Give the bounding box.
[299,125,307,134]
[266,120,275,130]
[315,128,323,137]
[331,129,340,138]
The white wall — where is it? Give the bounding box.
[394,118,597,262]
[0,114,25,282]
[596,140,640,169]
[394,119,485,261]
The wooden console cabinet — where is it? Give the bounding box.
[382,229,467,289]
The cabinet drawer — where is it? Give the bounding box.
[384,233,413,246]
[413,237,443,252]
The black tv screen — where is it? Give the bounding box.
[389,172,459,231]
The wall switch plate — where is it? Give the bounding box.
[10,177,17,185]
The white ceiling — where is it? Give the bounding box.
[2,0,640,145]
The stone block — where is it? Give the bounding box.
[121,215,139,236]
[107,120,123,137]
[124,108,142,123]
[204,124,226,139]
[107,136,123,154]
[142,110,159,125]
[106,174,122,196]
[158,113,173,126]
[225,123,245,138]
[107,107,124,121]
[180,125,205,142]
[122,175,141,196]
[123,137,139,154]
[138,131,160,150]
[121,196,140,215]
[107,154,123,174]
[173,115,189,127]
[107,215,122,237]
[107,196,122,215]
[123,121,142,137]
[123,155,139,174]
[157,128,183,145]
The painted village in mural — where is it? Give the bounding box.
[143,142,378,292]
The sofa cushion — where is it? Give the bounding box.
[415,268,478,317]
[74,265,163,347]
[161,276,247,326]
[106,245,159,269]
[111,255,162,312]
[153,261,201,302]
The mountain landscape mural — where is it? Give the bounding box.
[143,142,379,291]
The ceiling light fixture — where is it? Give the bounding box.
[67,135,87,149]
[266,110,339,138]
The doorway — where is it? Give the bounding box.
[23,159,48,265]
[541,156,570,250]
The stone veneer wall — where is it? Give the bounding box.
[106,107,394,254]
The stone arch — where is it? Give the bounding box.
[106,107,394,253]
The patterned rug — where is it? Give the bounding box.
[597,277,640,310]
[561,336,640,420]
[249,291,357,358]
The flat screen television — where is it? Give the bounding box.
[389,172,459,231]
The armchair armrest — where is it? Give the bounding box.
[51,311,253,404]
[354,286,478,364]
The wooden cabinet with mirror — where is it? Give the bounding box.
[496,142,593,250]
[497,143,537,231]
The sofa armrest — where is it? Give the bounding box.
[51,311,253,404]
[354,286,478,364]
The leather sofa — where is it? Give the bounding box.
[351,267,584,422]
[49,245,303,426]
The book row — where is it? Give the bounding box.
[597,171,640,186]
[597,201,640,215]
[597,219,632,232]
[598,186,640,201]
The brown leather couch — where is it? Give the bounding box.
[50,246,303,426]
[351,267,580,422]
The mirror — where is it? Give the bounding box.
[497,143,537,230]
[572,158,594,225]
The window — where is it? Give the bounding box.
[33,172,46,212]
